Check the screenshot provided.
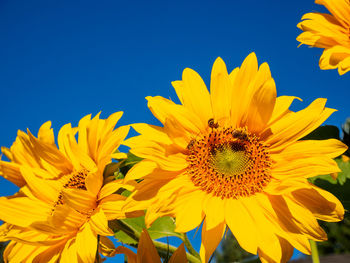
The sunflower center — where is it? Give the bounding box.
[186,126,271,199]
[210,142,251,176]
[53,169,89,210]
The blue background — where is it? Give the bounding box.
[0,0,348,261]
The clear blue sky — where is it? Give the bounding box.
[0,0,348,261]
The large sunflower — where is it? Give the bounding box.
[297,0,350,75]
[0,112,136,262]
[123,53,348,263]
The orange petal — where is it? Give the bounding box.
[137,229,162,263]
[169,243,188,263]
[199,220,226,263]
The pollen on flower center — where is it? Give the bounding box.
[210,142,251,176]
[186,126,272,199]
[53,169,89,210]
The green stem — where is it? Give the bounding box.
[95,235,101,263]
[309,240,320,263]
[181,233,201,259]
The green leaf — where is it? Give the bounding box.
[113,216,182,245]
[123,152,143,167]
[335,158,350,185]
[309,157,350,185]
[148,217,181,239]
[309,174,337,185]
[301,125,340,140]
[114,230,138,245]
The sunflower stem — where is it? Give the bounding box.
[181,233,201,259]
[310,240,320,263]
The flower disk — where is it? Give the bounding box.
[187,127,272,199]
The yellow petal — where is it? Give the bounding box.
[97,125,129,167]
[131,123,172,145]
[48,204,86,233]
[247,194,312,255]
[225,198,258,254]
[125,138,187,171]
[203,195,225,230]
[338,56,350,75]
[62,188,97,213]
[272,139,347,159]
[60,238,78,263]
[268,195,327,241]
[316,0,350,28]
[0,160,25,187]
[319,45,350,72]
[146,96,205,133]
[172,67,213,124]
[37,121,55,145]
[199,220,226,263]
[230,52,259,126]
[20,166,61,203]
[264,98,336,151]
[99,194,127,220]
[111,152,127,159]
[258,235,293,263]
[98,179,128,200]
[272,156,340,179]
[4,241,42,263]
[174,190,205,233]
[85,170,102,196]
[77,114,91,155]
[124,160,157,181]
[89,207,113,236]
[76,223,97,263]
[28,130,73,175]
[245,78,276,133]
[291,185,344,222]
[0,197,50,227]
[210,57,231,125]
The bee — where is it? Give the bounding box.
[208,118,219,129]
[187,139,196,150]
[232,130,248,141]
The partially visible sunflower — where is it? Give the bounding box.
[114,229,187,263]
[0,112,139,262]
[297,0,350,75]
[123,53,348,263]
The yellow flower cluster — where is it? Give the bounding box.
[0,1,348,262]
[297,0,350,75]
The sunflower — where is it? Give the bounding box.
[297,0,350,75]
[123,53,348,263]
[0,112,137,262]
[114,229,187,263]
